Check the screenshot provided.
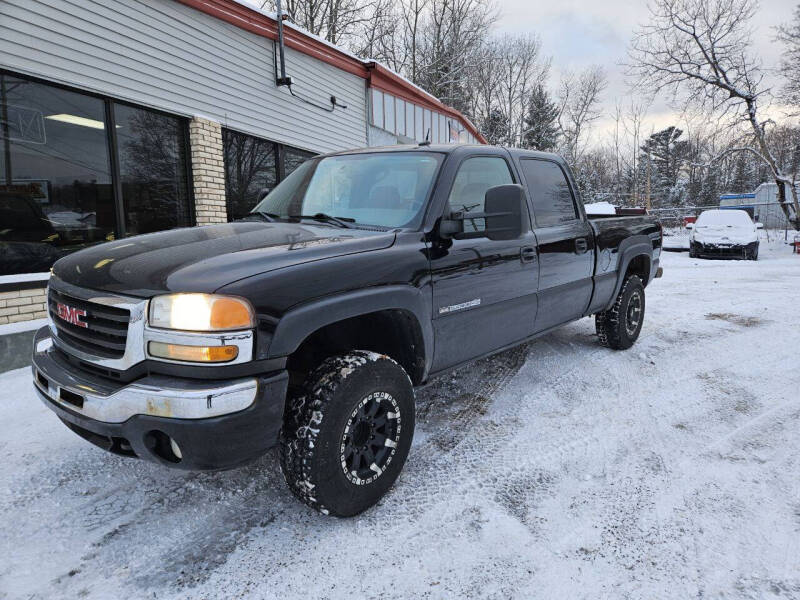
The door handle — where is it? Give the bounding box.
[520,246,537,263]
[575,238,588,254]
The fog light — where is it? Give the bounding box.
[169,437,183,460]
[148,341,238,363]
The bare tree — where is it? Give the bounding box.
[264,0,376,46]
[557,65,607,164]
[629,0,800,229]
[398,0,429,81]
[777,4,800,111]
[349,0,399,64]
[413,0,498,113]
[496,34,550,146]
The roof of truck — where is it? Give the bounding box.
[321,144,566,162]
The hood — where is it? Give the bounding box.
[52,222,396,297]
[693,225,756,244]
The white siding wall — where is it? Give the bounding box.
[0,0,367,153]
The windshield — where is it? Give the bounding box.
[696,209,754,229]
[250,152,443,229]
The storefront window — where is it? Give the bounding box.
[284,146,315,178]
[0,73,114,275]
[114,103,191,235]
[0,72,193,276]
[222,129,278,221]
[222,131,315,222]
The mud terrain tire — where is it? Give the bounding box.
[279,351,415,517]
[595,275,645,350]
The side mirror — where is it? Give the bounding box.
[439,184,525,241]
[484,184,525,240]
[685,223,693,230]
[756,222,764,229]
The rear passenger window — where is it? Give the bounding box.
[520,159,578,226]
[447,156,514,232]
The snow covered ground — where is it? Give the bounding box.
[1,242,799,599]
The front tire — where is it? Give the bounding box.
[596,275,646,350]
[279,351,415,517]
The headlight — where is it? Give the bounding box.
[149,294,256,332]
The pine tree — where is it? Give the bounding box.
[730,155,749,193]
[481,108,511,146]
[640,126,691,206]
[521,85,560,151]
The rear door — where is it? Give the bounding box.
[429,153,539,372]
[518,158,594,333]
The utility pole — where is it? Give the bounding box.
[646,150,652,211]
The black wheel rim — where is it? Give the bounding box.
[626,290,642,336]
[340,392,402,485]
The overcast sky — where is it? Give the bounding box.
[495,0,797,140]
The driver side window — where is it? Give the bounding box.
[447,156,514,232]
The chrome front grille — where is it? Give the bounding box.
[48,288,131,358]
[46,277,148,371]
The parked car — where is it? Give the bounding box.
[31,144,662,517]
[689,209,760,260]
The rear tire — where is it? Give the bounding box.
[596,275,645,350]
[279,351,415,517]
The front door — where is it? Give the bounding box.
[518,158,594,332]
[430,155,539,372]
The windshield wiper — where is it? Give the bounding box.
[288,213,356,228]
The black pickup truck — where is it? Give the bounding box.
[31,144,661,516]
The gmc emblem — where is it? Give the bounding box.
[56,303,88,328]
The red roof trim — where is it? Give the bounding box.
[174,0,485,143]
[175,0,368,77]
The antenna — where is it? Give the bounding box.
[275,0,292,86]
[418,128,431,146]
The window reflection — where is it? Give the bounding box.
[448,157,514,232]
[222,131,315,222]
[521,159,578,227]
[0,73,113,275]
[284,146,315,178]
[114,103,191,235]
[222,129,277,221]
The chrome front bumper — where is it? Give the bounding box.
[32,327,258,424]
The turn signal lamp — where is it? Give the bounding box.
[148,342,239,363]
